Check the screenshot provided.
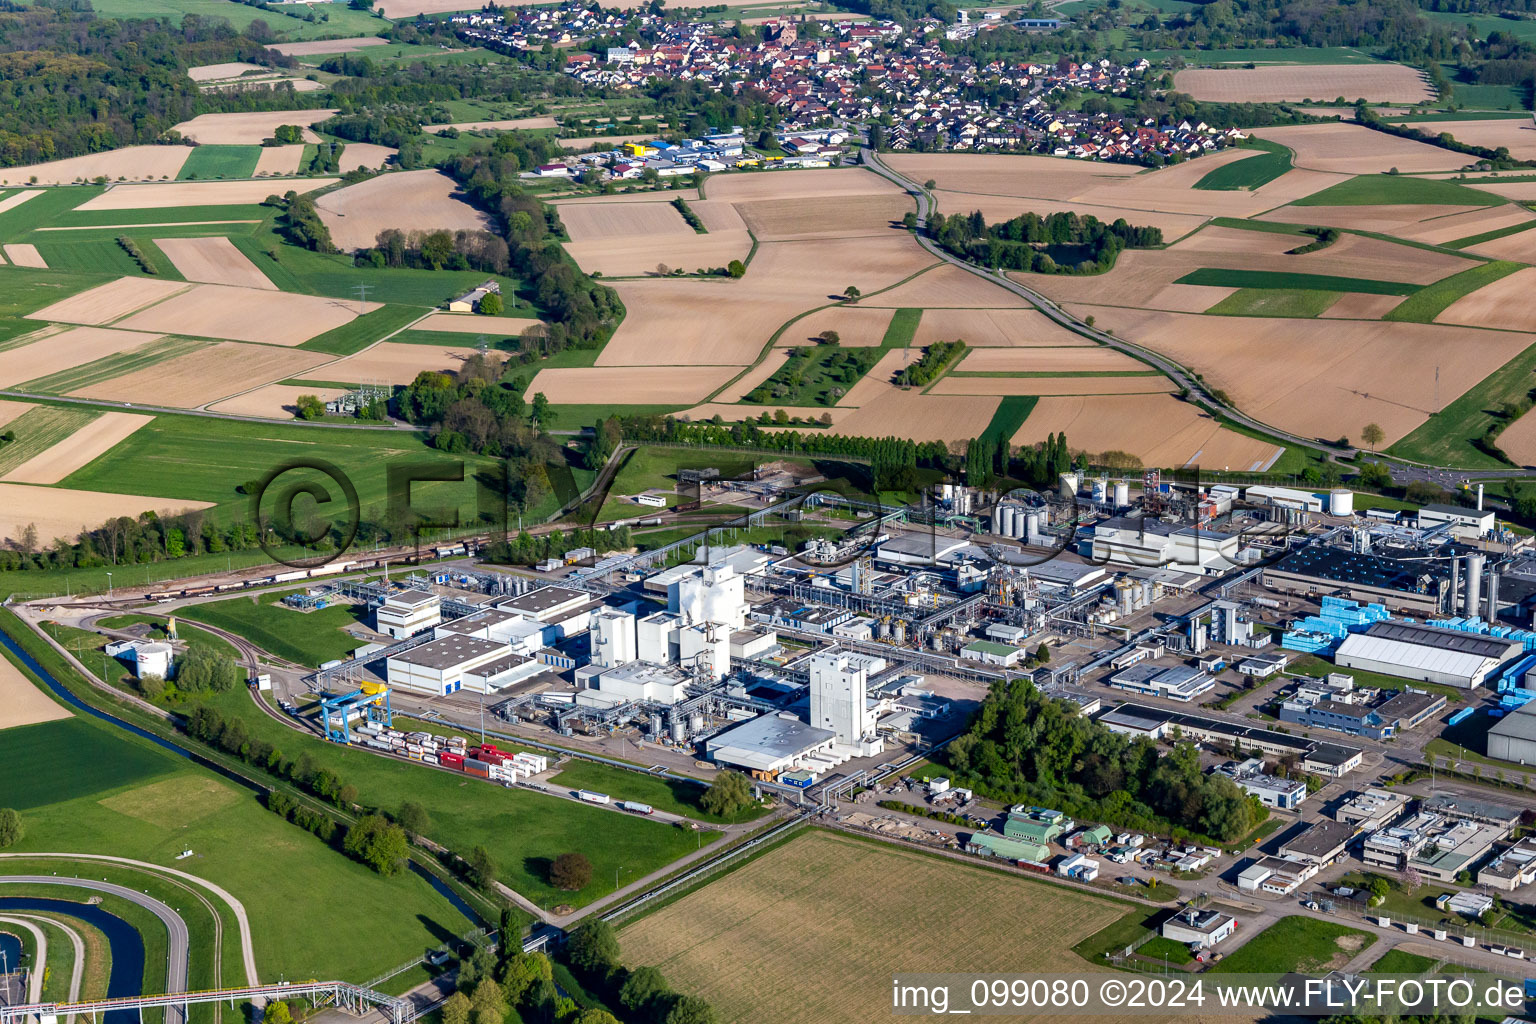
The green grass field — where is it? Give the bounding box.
[388,327,525,350]
[1423,9,1536,45]
[1366,948,1439,973]
[882,307,923,348]
[20,336,208,394]
[196,686,711,909]
[979,395,1037,444]
[232,227,525,307]
[545,761,766,824]
[179,590,371,667]
[176,146,260,181]
[1446,219,1536,250]
[1194,139,1293,191]
[58,410,505,525]
[1293,174,1505,207]
[30,236,158,279]
[1205,288,1342,317]
[1288,654,1469,701]
[0,189,100,243]
[1208,917,1374,973]
[299,303,425,355]
[0,714,173,811]
[748,345,881,407]
[45,204,272,229]
[1382,260,1522,323]
[0,405,98,474]
[1176,268,1417,295]
[1136,936,1195,964]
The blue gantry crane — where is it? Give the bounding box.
[318,682,393,744]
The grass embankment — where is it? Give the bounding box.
[1193,138,1293,191]
[545,760,768,824]
[1208,916,1374,973]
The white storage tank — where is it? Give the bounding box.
[1328,489,1354,516]
[1025,512,1040,541]
[1091,478,1107,503]
[997,505,1016,537]
[1113,481,1130,507]
[1011,507,1028,539]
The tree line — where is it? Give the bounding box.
[929,210,1163,275]
[942,678,1266,843]
[0,6,321,168]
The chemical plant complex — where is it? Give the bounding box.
[16,461,1536,1020]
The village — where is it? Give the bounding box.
[452,5,1244,170]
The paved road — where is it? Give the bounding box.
[860,149,1353,467]
[0,875,188,1021]
[0,854,260,988]
[0,915,47,1002]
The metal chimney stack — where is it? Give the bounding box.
[1465,552,1485,619]
[1477,483,1484,511]
[1487,570,1500,623]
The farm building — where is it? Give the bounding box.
[447,280,500,313]
[1335,621,1520,688]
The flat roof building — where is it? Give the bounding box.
[1161,907,1237,947]
[704,713,837,776]
[1336,788,1409,831]
[1262,547,1450,616]
[1487,701,1536,765]
[1478,836,1536,891]
[1279,819,1355,865]
[1106,664,1213,702]
[497,585,589,622]
[1417,504,1495,540]
[1336,621,1518,688]
[387,635,509,695]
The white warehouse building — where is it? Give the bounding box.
[1335,621,1519,688]
[386,634,540,695]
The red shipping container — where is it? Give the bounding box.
[441,752,465,769]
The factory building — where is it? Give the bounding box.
[1262,547,1449,616]
[960,640,1025,667]
[1237,856,1317,895]
[1278,689,1445,741]
[1487,701,1536,764]
[1213,757,1308,810]
[375,590,442,639]
[1278,819,1355,866]
[1417,504,1495,540]
[1089,517,1242,574]
[875,534,971,566]
[592,661,690,704]
[590,608,637,669]
[968,833,1050,863]
[1419,792,1524,829]
[499,585,590,623]
[751,600,854,635]
[1335,621,1519,688]
[668,562,747,631]
[1478,836,1536,891]
[1106,664,1213,702]
[1160,907,1237,947]
[809,651,883,754]
[386,635,537,695]
[1335,789,1409,831]
[704,712,838,777]
[1096,703,1363,773]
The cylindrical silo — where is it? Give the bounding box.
[1092,478,1107,503]
[1011,507,1028,539]
[1025,512,1040,542]
[998,505,1016,537]
[1465,552,1484,619]
[1328,489,1354,517]
[1114,481,1130,508]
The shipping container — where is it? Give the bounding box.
[464,760,492,778]
[575,790,611,804]
[619,801,653,815]
[423,754,440,766]
[441,752,465,769]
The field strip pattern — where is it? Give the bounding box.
[1,412,154,485]
[20,336,208,394]
[0,406,102,476]
[36,220,261,233]
[0,648,71,730]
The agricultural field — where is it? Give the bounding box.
[619,830,1130,1024]
[1172,63,1432,103]
[314,169,492,251]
